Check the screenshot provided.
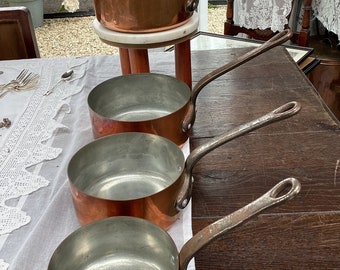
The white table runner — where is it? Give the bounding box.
[0,53,194,270]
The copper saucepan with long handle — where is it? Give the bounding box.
[68,101,301,230]
[88,29,293,146]
[49,178,301,270]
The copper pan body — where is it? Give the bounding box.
[88,29,293,146]
[93,0,199,33]
[68,101,300,230]
[88,74,191,146]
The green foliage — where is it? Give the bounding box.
[208,3,218,9]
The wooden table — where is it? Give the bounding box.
[189,46,340,269]
[0,45,339,269]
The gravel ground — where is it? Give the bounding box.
[35,6,226,58]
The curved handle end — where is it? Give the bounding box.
[266,101,301,123]
[273,101,301,116]
[269,177,301,202]
[178,177,301,270]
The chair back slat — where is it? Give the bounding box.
[0,6,40,60]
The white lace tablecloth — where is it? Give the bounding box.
[233,0,340,36]
[233,0,292,32]
[312,0,340,36]
[0,53,194,270]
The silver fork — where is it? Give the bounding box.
[0,69,29,89]
[0,72,40,97]
[14,73,40,90]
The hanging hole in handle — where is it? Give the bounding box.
[272,101,301,116]
[269,178,300,200]
[271,181,292,198]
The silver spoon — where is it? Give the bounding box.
[43,69,74,96]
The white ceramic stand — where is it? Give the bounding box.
[93,13,199,88]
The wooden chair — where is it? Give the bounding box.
[0,6,40,60]
[224,0,312,47]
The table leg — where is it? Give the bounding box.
[175,40,192,89]
[119,48,131,75]
[128,49,150,73]
[298,0,312,46]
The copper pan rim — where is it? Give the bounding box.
[100,17,192,34]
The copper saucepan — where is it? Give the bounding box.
[88,29,293,145]
[49,178,301,270]
[93,0,199,33]
[68,101,301,230]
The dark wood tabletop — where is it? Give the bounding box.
[189,46,340,269]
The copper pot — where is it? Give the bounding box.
[93,0,199,33]
[68,101,300,230]
[49,178,301,270]
[88,29,293,146]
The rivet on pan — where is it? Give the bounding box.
[181,199,188,208]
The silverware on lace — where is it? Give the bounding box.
[43,69,74,96]
[0,72,40,97]
[13,73,40,90]
[0,69,29,89]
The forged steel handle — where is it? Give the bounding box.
[176,101,301,210]
[185,0,199,12]
[179,177,301,270]
[182,29,293,132]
